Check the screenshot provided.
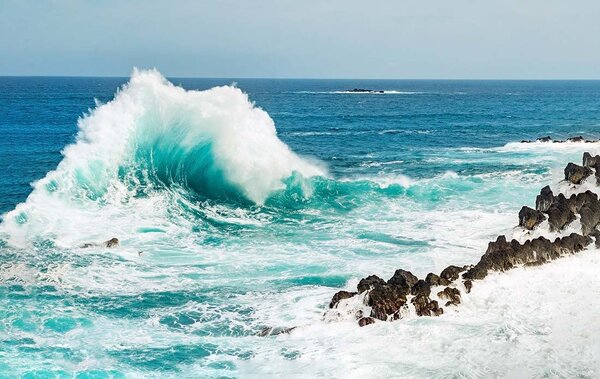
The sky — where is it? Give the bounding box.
[1,0,599,79]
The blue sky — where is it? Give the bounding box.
[1,0,599,78]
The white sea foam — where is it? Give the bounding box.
[0,69,325,247]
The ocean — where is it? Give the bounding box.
[0,70,599,378]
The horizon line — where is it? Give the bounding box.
[2,74,600,81]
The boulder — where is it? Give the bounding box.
[567,136,585,142]
[437,287,461,306]
[518,206,546,230]
[105,238,119,248]
[547,195,577,231]
[329,290,357,308]
[425,272,450,287]
[537,136,552,142]
[440,265,465,282]
[564,163,592,184]
[580,200,600,235]
[387,269,418,294]
[358,317,375,327]
[411,295,443,317]
[535,186,554,212]
[410,279,431,297]
[357,275,386,294]
[366,283,408,321]
[464,280,473,294]
[582,152,600,167]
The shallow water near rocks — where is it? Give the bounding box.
[0,74,600,377]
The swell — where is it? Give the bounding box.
[0,69,325,245]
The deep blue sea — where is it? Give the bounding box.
[1,72,599,378]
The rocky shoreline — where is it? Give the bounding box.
[326,150,600,327]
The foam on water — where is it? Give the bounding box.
[0,69,325,247]
[1,73,599,377]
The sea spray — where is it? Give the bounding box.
[0,69,325,246]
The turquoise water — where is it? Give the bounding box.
[1,71,600,377]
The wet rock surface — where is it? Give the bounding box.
[564,163,592,184]
[326,152,600,326]
[519,206,546,230]
[329,290,357,308]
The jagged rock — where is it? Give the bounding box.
[537,136,552,142]
[567,136,585,142]
[547,195,577,231]
[463,233,593,280]
[438,287,461,306]
[464,280,472,293]
[518,206,546,230]
[411,295,443,317]
[357,275,386,294]
[564,163,592,184]
[440,265,465,282]
[387,269,418,294]
[536,186,554,212]
[425,272,450,287]
[358,317,375,327]
[410,279,431,297]
[591,230,600,247]
[580,200,600,235]
[258,326,296,336]
[105,238,119,248]
[366,283,407,321]
[329,290,357,308]
[583,152,600,167]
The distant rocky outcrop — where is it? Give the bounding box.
[325,151,600,327]
[345,88,384,94]
[520,136,599,143]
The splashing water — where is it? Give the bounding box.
[1,73,600,377]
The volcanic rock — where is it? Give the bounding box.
[535,186,554,212]
[564,163,592,184]
[329,290,357,308]
[440,265,465,282]
[518,206,546,230]
[387,269,418,294]
[437,287,461,306]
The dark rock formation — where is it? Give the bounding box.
[105,238,119,248]
[329,290,356,308]
[583,152,600,167]
[536,186,554,212]
[358,317,375,327]
[537,136,552,142]
[425,273,450,287]
[387,269,418,294]
[464,280,473,294]
[357,275,386,294]
[564,163,592,184]
[438,287,461,306]
[518,206,546,230]
[411,295,443,317]
[326,153,600,327]
[411,279,431,297]
[567,136,585,142]
[440,265,465,282]
[580,200,600,235]
[547,195,577,231]
[463,233,593,280]
[366,283,407,321]
[347,88,384,94]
